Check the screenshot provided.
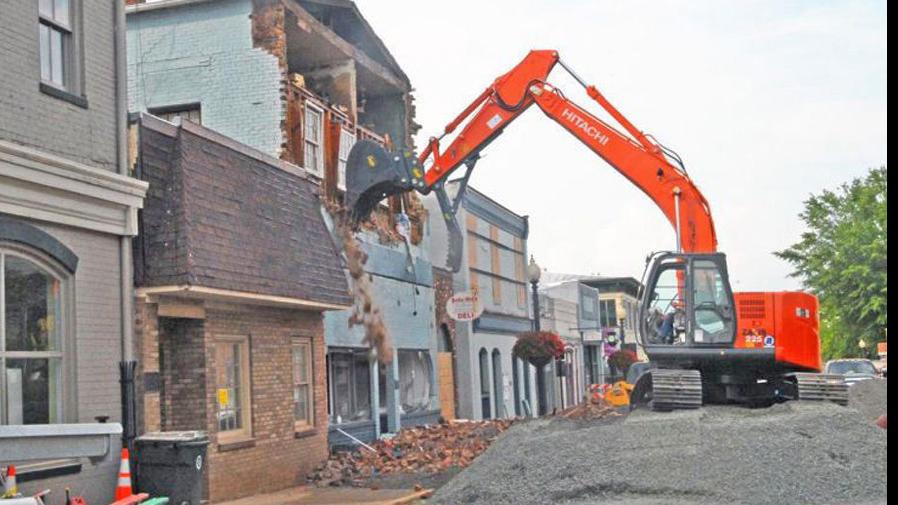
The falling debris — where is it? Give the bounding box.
[324,199,393,364]
[308,419,515,487]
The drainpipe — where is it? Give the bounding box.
[115,0,138,459]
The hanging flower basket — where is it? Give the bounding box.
[608,349,638,378]
[513,331,565,368]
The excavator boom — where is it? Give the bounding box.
[345,49,717,265]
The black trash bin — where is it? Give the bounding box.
[136,431,208,505]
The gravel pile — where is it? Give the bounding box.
[848,378,887,423]
[433,401,887,505]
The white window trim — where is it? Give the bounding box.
[303,102,325,178]
[0,244,75,426]
[292,338,314,431]
[337,128,356,191]
[214,335,252,444]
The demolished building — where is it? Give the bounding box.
[126,0,439,460]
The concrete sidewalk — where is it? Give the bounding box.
[216,486,432,505]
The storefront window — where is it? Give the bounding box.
[1,251,66,425]
[328,349,371,423]
[398,350,432,414]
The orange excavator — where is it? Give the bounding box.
[344,50,847,410]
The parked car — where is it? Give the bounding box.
[824,358,880,385]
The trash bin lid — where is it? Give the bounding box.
[137,430,208,444]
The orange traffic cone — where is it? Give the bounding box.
[115,448,133,500]
[2,465,17,498]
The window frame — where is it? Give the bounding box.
[0,244,75,426]
[214,335,252,444]
[38,0,84,102]
[337,127,356,191]
[326,348,372,424]
[291,338,314,431]
[303,102,325,178]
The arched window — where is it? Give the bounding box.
[0,245,72,425]
[478,348,491,419]
[491,349,503,418]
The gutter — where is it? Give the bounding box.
[115,0,133,364]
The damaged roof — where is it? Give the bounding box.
[135,114,352,309]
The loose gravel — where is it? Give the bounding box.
[432,400,887,505]
[848,378,887,423]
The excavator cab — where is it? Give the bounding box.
[639,252,737,354]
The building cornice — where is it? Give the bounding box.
[0,140,148,236]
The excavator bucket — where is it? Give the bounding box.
[344,139,418,224]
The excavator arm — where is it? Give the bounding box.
[345,49,717,271]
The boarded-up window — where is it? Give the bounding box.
[490,226,501,305]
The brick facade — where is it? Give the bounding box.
[134,299,329,502]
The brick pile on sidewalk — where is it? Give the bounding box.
[308,419,514,487]
[555,396,622,421]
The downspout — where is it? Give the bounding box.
[115,0,138,460]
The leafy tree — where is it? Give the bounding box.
[776,167,887,360]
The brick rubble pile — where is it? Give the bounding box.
[309,419,514,487]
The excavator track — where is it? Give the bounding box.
[791,373,849,406]
[650,369,704,411]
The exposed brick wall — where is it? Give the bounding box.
[433,267,456,344]
[134,296,161,432]
[135,299,329,503]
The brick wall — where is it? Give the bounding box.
[135,299,329,502]
[0,0,118,171]
[127,0,285,157]
[433,267,456,344]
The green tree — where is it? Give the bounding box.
[776,167,887,360]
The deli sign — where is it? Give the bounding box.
[446,292,484,322]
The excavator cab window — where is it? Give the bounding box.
[644,259,688,345]
[640,253,737,349]
[691,259,736,344]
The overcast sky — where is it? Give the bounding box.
[362,0,887,291]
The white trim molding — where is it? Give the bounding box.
[0,140,148,236]
[137,285,352,312]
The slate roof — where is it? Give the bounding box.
[134,114,351,308]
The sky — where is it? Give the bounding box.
[361,0,887,291]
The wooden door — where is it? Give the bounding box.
[437,352,456,420]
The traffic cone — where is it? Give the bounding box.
[115,448,133,500]
[2,465,17,498]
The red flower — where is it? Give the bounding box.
[513,331,566,367]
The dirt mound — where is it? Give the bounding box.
[433,402,887,505]
[848,378,887,423]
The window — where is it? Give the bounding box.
[149,104,202,125]
[214,336,251,442]
[304,103,324,177]
[39,0,75,91]
[1,250,68,425]
[397,350,432,415]
[645,266,686,345]
[692,260,734,344]
[327,349,371,424]
[292,339,314,430]
[337,128,356,190]
[599,299,618,328]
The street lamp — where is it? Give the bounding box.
[528,255,542,331]
[527,255,549,415]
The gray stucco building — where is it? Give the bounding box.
[0,0,147,502]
